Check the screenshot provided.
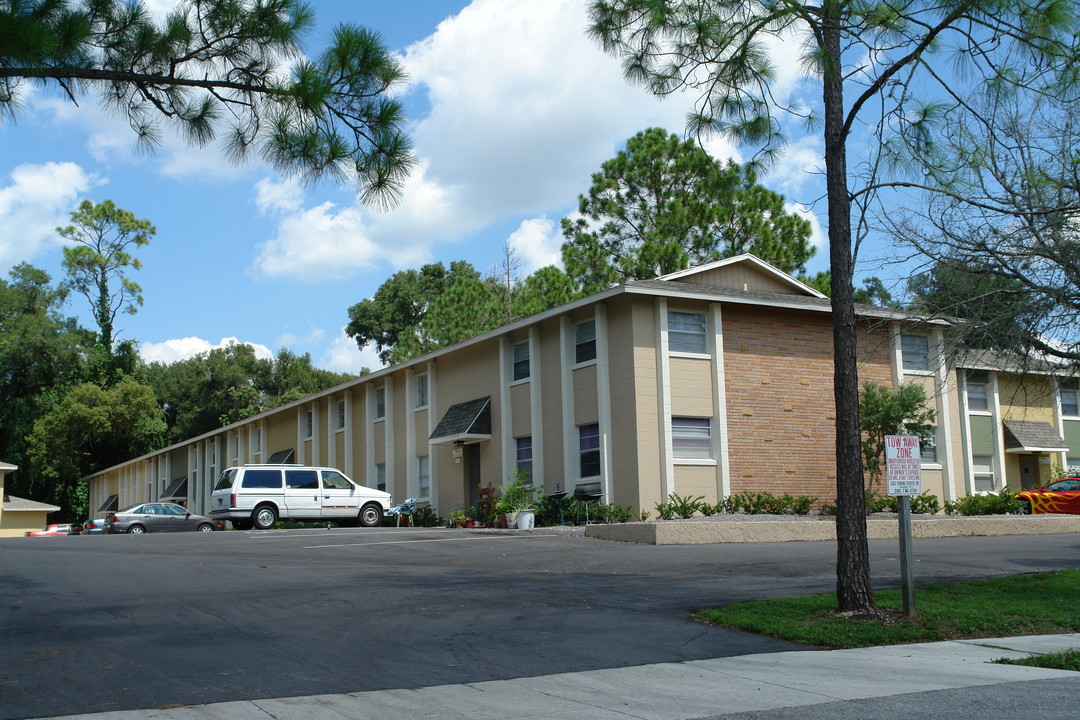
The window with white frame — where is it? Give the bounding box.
[230,434,239,460]
[515,436,533,480]
[513,341,530,381]
[375,387,386,419]
[376,463,386,492]
[900,334,930,371]
[920,431,937,464]
[575,320,597,364]
[305,410,314,439]
[416,374,428,408]
[972,455,995,492]
[337,400,346,430]
[668,311,707,354]
[967,373,990,412]
[1060,380,1078,416]
[672,417,712,459]
[252,425,261,453]
[579,424,600,478]
[418,455,430,497]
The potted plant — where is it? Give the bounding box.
[501,469,538,529]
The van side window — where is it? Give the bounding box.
[285,469,319,490]
[321,470,353,490]
[214,469,237,491]
[241,469,283,489]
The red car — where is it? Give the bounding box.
[1017,477,1080,515]
[25,523,84,537]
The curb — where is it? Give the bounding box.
[585,515,1080,544]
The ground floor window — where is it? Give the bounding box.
[672,417,711,459]
[972,455,995,492]
[376,463,386,493]
[515,437,533,480]
[579,424,600,478]
[418,455,430,497]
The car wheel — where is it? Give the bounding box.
[127,525,145,534]
[253,505,278,530]
[231,519,252,530]
[359,503,383,528]
[1017,500,1033,515]
[197,523,214,532]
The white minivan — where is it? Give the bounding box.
[210,465,392,530]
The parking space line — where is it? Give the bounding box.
[304,534,530,549]
[246,528,463,539]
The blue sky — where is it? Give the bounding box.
[1,0,838,374]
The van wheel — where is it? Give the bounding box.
[253,505,278,530]
[359,504,382,528]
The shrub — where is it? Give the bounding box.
[945,487,1022,516]
[412,506,440,527]
[909,491,942,515]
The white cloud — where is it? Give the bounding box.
[507,217,562,273]
[786,202,827,254]
[254,177,305,215]
[140,336,273,365]
[321,331,386,375]
[0,162,101,269]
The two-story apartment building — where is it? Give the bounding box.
[83,255,1078,519]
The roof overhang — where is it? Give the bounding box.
[429,397,492,445]
[1002,420,1070,454]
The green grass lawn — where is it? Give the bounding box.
[693,570,1080,650]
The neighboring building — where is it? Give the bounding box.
[1,462,62,537]
[81,256,1079,519]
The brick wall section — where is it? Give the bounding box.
[721,306,893,501]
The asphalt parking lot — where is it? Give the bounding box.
[2,528,1078,720]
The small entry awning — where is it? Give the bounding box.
[161,477,188,501]
[266,448,295,464]
[98,494,119,513]
[429,397,492,445]
[1002,420,1069,453]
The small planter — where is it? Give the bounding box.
[516,508,536,530]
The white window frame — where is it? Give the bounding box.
[578,424,601,479]
[375,387,386,420]
[900,334,930,372]
[512,341,530,382]
[671,417,713,461]
[515,436,533,480]
[972,454,996,492]
[667,310,708,355]
[417,455,430,498]
[1061,386,1078,417]
[376,463,386,493]
[416,374,428,409]
[575,320,597,365]
[967,378,990,413]
[336,400,346,431]
[304,410,314,439]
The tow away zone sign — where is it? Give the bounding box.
[886,434,922,496]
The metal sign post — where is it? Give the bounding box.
[886,435,921,617]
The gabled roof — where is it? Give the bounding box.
[655,254,828,298]
[3,495,60,513]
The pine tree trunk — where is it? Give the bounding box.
[822,6,876,615]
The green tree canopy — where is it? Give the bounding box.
[859,381,936,493]
[0,263,90,498]
[58,199,155,373]
[0,0,414,205]
[561,127,813,293]
[28,375,166,518]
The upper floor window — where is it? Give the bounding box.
[416,374,428,408]
[375,387,386,419]
[513,341,530,381]
[575,320,597,364]
[251,425,261,452]
[418,455,430,497]
[967,374,989,412]
[337,400,346,430]
[672,417,712,459]
[304,410,314,439]
[900,334,930,372]
[1060,381,1078,417]
[920,431,937,464]
[579,424,601,478]
[668,311,707,354]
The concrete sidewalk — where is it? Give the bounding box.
[31,635,1080,720]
